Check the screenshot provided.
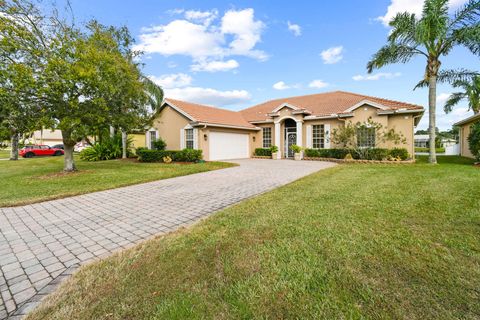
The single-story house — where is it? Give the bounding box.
[149,91,424,161]
[26,129,63,146]
[414,134,457,148]
[454,113,480,158]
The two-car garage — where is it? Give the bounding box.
[208,131,250,161]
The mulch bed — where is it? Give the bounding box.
[303,157,415,164]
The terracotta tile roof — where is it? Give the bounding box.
[240,91,424,122]
[165,99,256,129]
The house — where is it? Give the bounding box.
[26,129,63,146]
[414,134,457,148]
[454,113,480,158]
[149,91,424,161]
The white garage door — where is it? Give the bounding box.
[209,132,250,160]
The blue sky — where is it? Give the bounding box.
[58,0,479,130]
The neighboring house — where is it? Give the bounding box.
[454,113,480,158]
[26,129,63,146]
[149,91,424,161]
[414,134,430,148]
[414,134,457,148]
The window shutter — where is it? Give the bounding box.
[193,128,198,149]
[306,125,312,148]
[324,124,331,149]
[180,129,185,149]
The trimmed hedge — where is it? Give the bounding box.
[137,148,203,163]
[304,148,410,161]
[254,148,272,157]
[414,147,445,153]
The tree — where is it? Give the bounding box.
[444,75,480,114]
[367,0,480,164]
[468,122,480,160]
[0,1,44,160]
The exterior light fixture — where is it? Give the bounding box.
[204,134,208,141]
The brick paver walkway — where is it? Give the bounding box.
[0,159,335,319]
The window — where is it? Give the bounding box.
[149,131,157,149]
[356,127,376,148]
[185,128,194,149]
[312,125,325,149]
[262,127,272,148]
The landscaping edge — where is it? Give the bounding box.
[303,157,415,164]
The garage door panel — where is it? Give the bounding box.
[209,132,249,160]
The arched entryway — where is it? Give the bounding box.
[284,118,297,158]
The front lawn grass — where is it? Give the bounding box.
[0,156,234,207]
[0,149,10,159]
[28,156,480,319]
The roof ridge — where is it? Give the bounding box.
[166,98,240,114]
[335,90,423,108]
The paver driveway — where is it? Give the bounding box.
[0,159,335,319]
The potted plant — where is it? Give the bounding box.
[270,145,279,159]
[290,144,302,161]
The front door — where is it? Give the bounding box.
[286,132,297,158]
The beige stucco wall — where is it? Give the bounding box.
[152,105,190,150]
[460,123,474,158]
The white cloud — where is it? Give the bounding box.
[136,8,267,71]
[378,0,469,26]
[308,79,329,89]
[320,46,343,64]
[136,20,223,58]
[191,59,239,72]
[417,93,471,130]
[352,72,402,81]
[165,87,251,107]
[273,81,290,90]
[287,21,302,36]
[184,9,218,26]
[221,8,267,60]
[149,73,192,88]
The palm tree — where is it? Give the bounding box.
[367,0,480,164]
[444,75,480,114]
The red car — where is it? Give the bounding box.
[20,145,64,158]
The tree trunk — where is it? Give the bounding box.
[428,74,437,164]
[121,129,127,159]
[110,126,115,138]
[9,133,19,161]
[61,129,77,172]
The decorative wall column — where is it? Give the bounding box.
[296,120,303,159]
[274,122,281,159]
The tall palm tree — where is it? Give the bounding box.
[367,0,480,164]
[444,75,480,114]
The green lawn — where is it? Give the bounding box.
[0,156,233,207]
[28,156,480,320]
[0,149,10,159]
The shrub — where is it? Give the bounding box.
[175,149,203,162]
[390,148,409,160]
[254,148,272,156]
[270,145,279,153]
[290,144,302,153]
[137,148,203,163]
[468,123,480,161]
[80,134,132,161]
[304,147,410,161]
[152,138,167,150]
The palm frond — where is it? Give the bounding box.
[141,76,163,112]
[388,13,418,44]
[453,24,480,56]
[449,0,480,30]
[367,43,423,73]
[414,69,480,89]
[444,92,466,113]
